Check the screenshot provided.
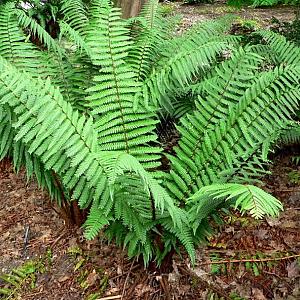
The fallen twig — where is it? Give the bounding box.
[121,259,135,300]
[22,225,30,257]
[97,296,121,300]
[110,264,140,281]
[50,230,67,249]
[157,275,171,300]
[199,253,300,265]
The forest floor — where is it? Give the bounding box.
[0,151,299,300]
[1,2,300,300]
[172,0,297,30]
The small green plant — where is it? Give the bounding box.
[230,292,246,300]
[237,18,260,30]
[207,251,294,278]
[0,260,45,298]
[288,170,300,184]
[159,3,176,17]
[67,246,83,258]
[66,245,108,298]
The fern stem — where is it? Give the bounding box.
[150,194,156,221]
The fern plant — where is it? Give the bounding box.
[0,0,299,266]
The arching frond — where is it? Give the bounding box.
[127,0,171,81]
[178,47,263,141]
[0,2,42,72]
[140,39,228,110]
[15,8,61,53]
[190,183,283,220]
[279,122,300,145]
[0,56,109,213]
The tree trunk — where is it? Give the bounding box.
[114,0,147,18]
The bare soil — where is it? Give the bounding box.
[172,1,297,31]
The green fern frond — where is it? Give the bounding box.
[0,106,14,160]
[278,122,300,164]
[258,30,300,65]
[0,2,81,108]
[0,113,63,201]
[279,122,300,145]
[83,202,112,240]
[85,1,161,168]
[60,0,88,35]
[59,20,91,56]
[191,183,283,219]
[0,2,42,72]
[160,214,196,265]
[105,221,153,264]
[114,190,153,244]
[127,0,169,81]
[137,17,238,110]
[166,65,300,202]
[179,47,263,127]
[183,15,236,40]
[139,0,160,28]
[100,151,184,228]
[0,56,109,212]
[140,40,228,109]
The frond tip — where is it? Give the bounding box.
[191,183,283,219]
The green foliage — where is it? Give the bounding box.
[288,170,300,184]
[278,121,300,164]
[0,0,299,266]
[228,0,300,7]
[191,184,283,220]
[0,263,36,297]
[0,258,48,299]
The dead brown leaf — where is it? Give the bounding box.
[134,284,152,297]
[86,269,99,286]
[287,261,300,279]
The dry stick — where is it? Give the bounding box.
[158,276,171,300]
[97,296,122,300]
[121,259,135,300]
[110,264,140,281]
[277,188,300,192]
[199,253,300,266]
[50,230,67,249]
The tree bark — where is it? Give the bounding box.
[114,0,147,18]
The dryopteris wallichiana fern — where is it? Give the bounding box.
[0,0,299,266]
